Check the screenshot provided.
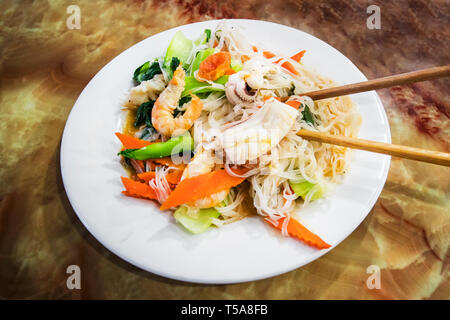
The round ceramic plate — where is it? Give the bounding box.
[61,19,391,284]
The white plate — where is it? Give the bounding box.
[61,19,391,284]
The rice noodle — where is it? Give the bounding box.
[202,23,360,220]
[148,166,172,203]
[130,159,144,174]
[224,162,260,178]
[281,214,290,237]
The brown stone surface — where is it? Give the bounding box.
[0,0,448,299]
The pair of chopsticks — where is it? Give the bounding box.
[289,65,450,167]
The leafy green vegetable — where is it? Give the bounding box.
[220,190,234,207]
[195,29,212,45]
[230,59,243,72]
[139,126,156,140]
[170,57,181,73]
[178,95,192,107]
[163,31,193,73]
[215,29,222,41]
[172,95,192,118]
[288,82,296,96]
[301,105,315,126]
[174,206,220,234]
[119,133,194,160]
[204,29,211,43]
[135,101,158,141]
[133,60,161,84]
[289,180,324,201]
[134,101,155,127]
[182,75,229,97]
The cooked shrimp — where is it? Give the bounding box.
[182,147,229,208]
[151,65,203,137]
[124,74,166,109]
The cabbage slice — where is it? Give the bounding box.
[163,31,193,72]
[289,180,324,201]
[174,206,220,234]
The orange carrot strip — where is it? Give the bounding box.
[137,171,156,182]
[263,51,276,59]
[138,170,183,185]
[121,176,157,200]
[290,50,306,63]
[281,61,299,75]
[270,58,299,75]
[225,69,236,75]
[115,132,150,149]
[266,217,331,250]
[252,46,258,52]
[152,157,186,170]
[263,96,281,102]
[198,51,232,81]
[285,100,301,109]
[160,168,248,210]
[166,170,183,185]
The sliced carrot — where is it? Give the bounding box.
[263,51,276,59]
[290,50,306,63]
[138,170,183,185]
[225,69,236,75]
[252,45,258,52]
[151,157,186,170]
[115,132,150,149]
[281,61,298,75]
[263,96,281,102]
[144,157,186,175]
[160,168,249,210]
[266,216,331,250]
[198,51,232,81]
[166,170,183,184]
[270,58,299,75]
[121,176,157,200]
[138,171,156,182]
[285,100,301,109]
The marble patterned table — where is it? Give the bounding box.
[0,0,448,299]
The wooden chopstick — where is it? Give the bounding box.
[287,66,450,166]
[297,129,450,166]
[293,65,450,101]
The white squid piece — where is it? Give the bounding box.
[219,98,299,164]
